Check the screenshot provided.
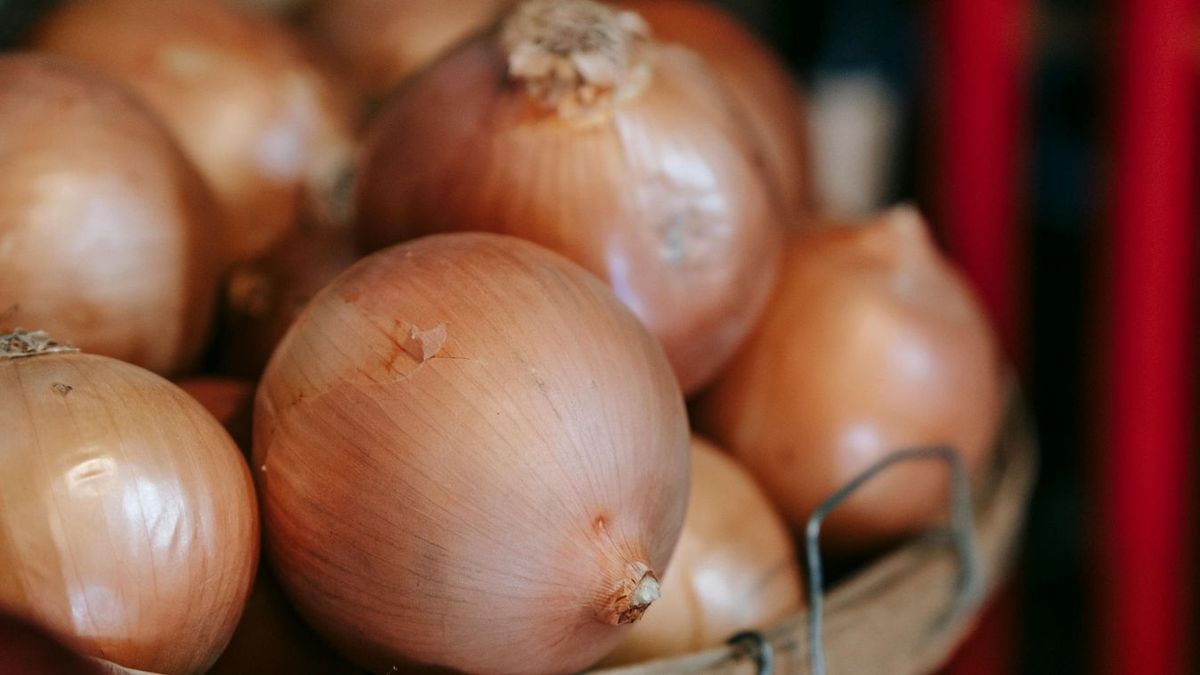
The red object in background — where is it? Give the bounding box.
[934,0,1030,362]
[934,0,1030,673]
[1098,0,1198,673]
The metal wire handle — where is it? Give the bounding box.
[804,446,984,675]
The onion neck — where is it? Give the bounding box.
[0,329,78,360]
[500,0,651,123]
[597,561,660,625]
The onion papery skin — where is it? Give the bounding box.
[616,0,812,221]
[0,55,222,376]
[254,232,690,673]
[694,207,1004,554]
[219,223,360,378]
[602,436,803,665]
[0,347,259,674]
[303,0,512,102]
[355,0,784,395]
[31,0,358,263]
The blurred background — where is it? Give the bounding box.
[732,0,1195,673]
[1,0,1195,673]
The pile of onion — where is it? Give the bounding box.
[0,330,259,674]
[31,0,358,263]
[254,233,690,672]
[355,0,784,394]
[617,0,812,220]
[0,54,222,375]
[602,435,803,665]
[695,207,1004,553]
[303,0,512,102]
[219,223,360,377]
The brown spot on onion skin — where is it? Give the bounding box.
[0,56,223,376]
[355,0,784,395]
[254,232,689,673]
[694,207,1004,554]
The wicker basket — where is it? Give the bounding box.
[593,394,1036,675]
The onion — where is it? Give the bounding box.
[178,378,255,451]
[616,0,812,220]
[695,207,1004,553]
[356,0,784,395]
[219,223,360,378]
[303,0,511,101]
[254,232,690,673]
[0,612,106,675]
[0,330,259,674]
[601,435,803,665]
[0,54,223,376]
[31,0,358,263]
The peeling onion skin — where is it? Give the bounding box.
[0,341,259,674]
[31,0,359,263]
[254,233,690,673]
[601,436,803,665]
[694,207,1004,554]
[355,0,784,395]
[0,55,223,376]
[616,0,812,221]
[303,0,512,102]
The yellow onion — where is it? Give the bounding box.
[31,0,358,263]
[0,54,222,375]
[356,0,784,394]
[303,0,512,101]
[0,330,259,674]
[695,207,1004,554]
[254,233,690,673]
[602,435,803,665]
[218,223,360,378]
[617,0,812,220]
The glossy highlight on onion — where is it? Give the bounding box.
[602,435,803,665]
[0,54,222,375]
[618,0,812,220]
[356,0,784,394]
[31,0,358,263]
[695,207,1004,553]
[254,233,690,673]
[303,0,511,101]
[0,330,259,674]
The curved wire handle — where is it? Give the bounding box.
[804,446,983,675]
